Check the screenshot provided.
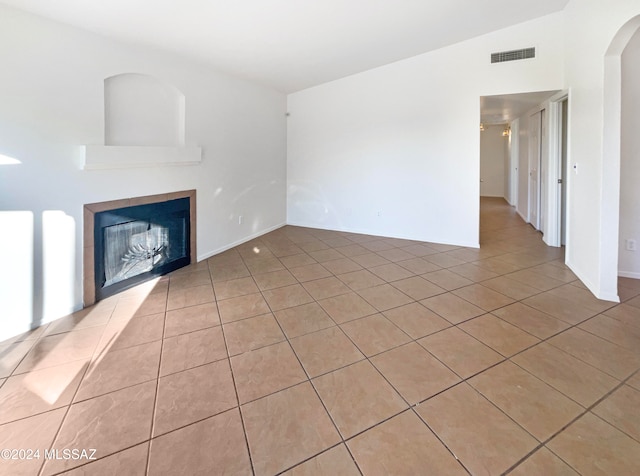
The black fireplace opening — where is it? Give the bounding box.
[94,197,190,301]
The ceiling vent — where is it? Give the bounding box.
[491,47,535,64]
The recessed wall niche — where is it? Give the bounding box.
[83,73,201,169]
[105,73,185,147]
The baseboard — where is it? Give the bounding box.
[516,209,528,223]
[618,270,640,279]
[565,258,620,303]
[197,222,287,261]
[285,221,480,249]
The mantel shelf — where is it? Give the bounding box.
[82,145,202,170]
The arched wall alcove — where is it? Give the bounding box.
[602,15,640,295]
[105,73,185,147]
[83,73,201,169]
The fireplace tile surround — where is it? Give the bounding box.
[83,190,196,307]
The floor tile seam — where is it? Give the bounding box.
[574,314,640,351]
[599,307,640,331]
[165,297,219,313]
[453,322,541,360]
[215,298,257,476]
[409,406,474,476]
[336,315,413,354]
[157,352,231,379]
[163,322,222,341]
[1,339,43,379]
[503,370,640,474]
[274,441,365,476]
[145,292,170,475]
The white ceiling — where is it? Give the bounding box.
[481,90,561,125]
[3,0,569,93]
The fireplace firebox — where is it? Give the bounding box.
[94,197,190,300]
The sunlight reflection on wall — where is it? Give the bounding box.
[42,211,76,321]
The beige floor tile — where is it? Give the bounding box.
[531,262,578,282]
[603,303,640,330]
[420,293,485,324]
[418,327,503,378]
[510,447,579,476]
[62,442,149,476]
[166,283,215,311]
[448,263,499,281]
[350,252,392,268]
[340,314,411,356]
[470,361,583,441]
[163,302,219,338]
[309,248,346,263]
[512,343,619,407]
[0,360,86,425]
[506,269,567,291]
[0,408,66,476]
[371,342,459,404]
[334,243,369,257]
[422,269,473,290]
[280,253,317,269]
[302,276,351,300]
[548,327,640,380]
[383,302,451,339]
[98,313,164,353]
[401,243,439,257]
[416,383,538,475]
[168,269,211,291]
[459,314,539,357]
[548,284,617,314]
[0,340,36,378]
[14,327,103,374]
[396,257,441,274]
[481,276,541,300]
[391,276,445,300]
[288,263,332,282]
[369,263,414,282]
[154,360,237,436]
[522,293,598,325]
[274,302,335,338]
[231,341,307,403]
[424,253,467,269]
[283,444,360,476]
[242,382,340,476]
[160,326,227,376]
[262,284,314,311]
[319,257,363,275]
[148,409,251,475]
[492,302,570,339]
[213,276,259,300]
[337,269,386,290]
[628,372,640,391]
[252,268,298,290]
[43,381,156,474]
[348,410,467,476]
[217,293,271,323]
[290,327,364,377]
[453,283,515,312]
[224,313,285,355]
[357,284,413,312]
[244,256,285,275]
[376,248,416,262]
[548,412,640,476]
[76,340,161,401]
[44,306,113,336]
[313,360,406,438]
[593,385,640,442]
[110,292,168,320]
[579,314,640,352]
[318,292,377,324]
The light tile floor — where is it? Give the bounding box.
[2,197,640,475]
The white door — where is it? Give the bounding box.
[529,111,542,229]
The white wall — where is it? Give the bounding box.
[287,13,564,247]
[619,28,640,278]
[563,0,640,300]
[480,125,507,197]
[0,5,287,341]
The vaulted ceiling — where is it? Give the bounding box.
[3,0,569,93]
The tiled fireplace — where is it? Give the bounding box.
[83,190,196,306]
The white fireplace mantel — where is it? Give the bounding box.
[82,145,202,170]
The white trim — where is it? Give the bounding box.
[618,270,640,279]
[83,145,202,170]
[197,222,286,261]
[566,257,620,303]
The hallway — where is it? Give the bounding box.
[1,197,640,475]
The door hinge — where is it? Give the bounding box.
[558,179,563,184]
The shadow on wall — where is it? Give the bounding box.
[0,207,76,342]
